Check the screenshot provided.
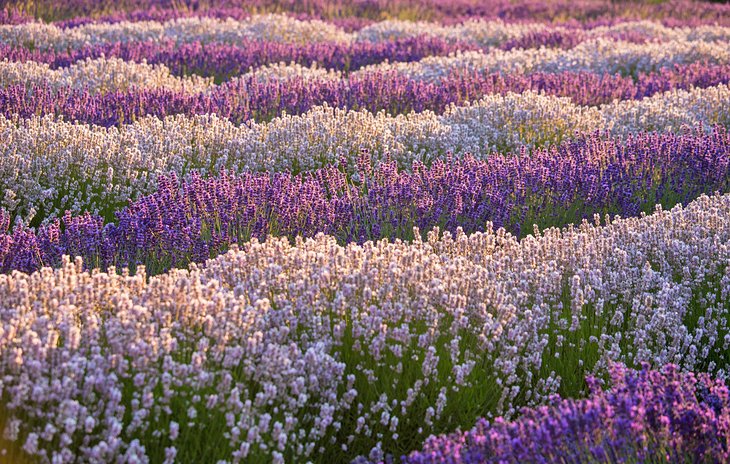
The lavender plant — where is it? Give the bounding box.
[394,364,730,464]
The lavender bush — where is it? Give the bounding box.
[395,364,730,464]
[1,63,728,127]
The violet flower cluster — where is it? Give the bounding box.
[3,23,722,79]
[0,36,474,78]
[395,363,730,464]
[1,63,728,127]
[0,127,727,274]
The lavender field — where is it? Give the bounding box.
[0,0,730,463]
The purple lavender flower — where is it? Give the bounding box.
[395,363,730,464]
[1,64,728,127]
[0,36,474,78]
[0,126,727,274]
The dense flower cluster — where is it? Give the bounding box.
[0,35,476,78]
[0,127,728,274]
[2,192,730,462]
[355,38,730,81]
[0,56,212,93]
[8,0,730,25]
[0,15,352,49]
[1,84,728,224]
[396,363,730,463]
[2,61,728,129]
[4,16,729,53]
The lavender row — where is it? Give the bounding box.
[1,192,729,462]
[2,63,728,128]
[389,364,730,464]
[5,37,727,96]
[0,16,559,51]
[46,9,730,35]
[54,10,374,33]
[9,0,730,24]
[2,84,727,225]
[357,39,730,82]
[3,16,729,56]
[0,30,716,83]
[0,36,474,79]
[1,127,727,275]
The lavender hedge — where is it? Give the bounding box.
[2,63,728,127]
[390,364,730,464]
[0,36,475,80]
[0,126,727,274]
